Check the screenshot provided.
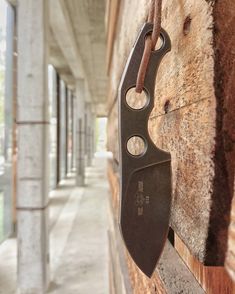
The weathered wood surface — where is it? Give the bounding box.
[218,0,235,283]
[226,177,235,283]
[175,234,235,293]
[149,99,216,263]
[107,0,235,267]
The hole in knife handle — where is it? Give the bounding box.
[127,136,147,156]
[154,34,164,51]
[126,88,149,110]
[144,33,164,51]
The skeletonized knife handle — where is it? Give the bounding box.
[118,23,172,277]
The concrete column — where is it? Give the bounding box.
[86,106,94,166]
[87,124,92,166]
[84,109,88,166]
[76,79,86,186]
[4,4,15,236]
[59,80,67,180]
[85,104,90,166]
[72,92,77,172]
[91,112,96,155]
[17,1,49,293]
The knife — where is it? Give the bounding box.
[118,23,172,278]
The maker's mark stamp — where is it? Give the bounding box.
[135,180,150,216]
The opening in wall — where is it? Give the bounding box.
[96,117,107,153]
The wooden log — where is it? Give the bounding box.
[107,0,235,267]
[216,0,235,283]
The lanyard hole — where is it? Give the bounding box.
[127,136,147,156]
[126,88,149,110]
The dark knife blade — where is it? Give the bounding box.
[118,23,172,277]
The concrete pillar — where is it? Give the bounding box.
[84,110,88,166]
[87,124,92,166]
[91,112,96,155]
[76,79,86,186]
[86,106,94,166]
[85,104,90,166]
[72,92,77,172]
[4,4,15,237]
[59,80,67,180]
[17,1,49,293]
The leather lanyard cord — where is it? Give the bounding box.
[135,0,162,93]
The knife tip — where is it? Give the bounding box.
[138,265,155,279]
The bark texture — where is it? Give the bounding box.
[108,0,235,266]
[107,0,235,290]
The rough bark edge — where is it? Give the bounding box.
[205,0,235,265]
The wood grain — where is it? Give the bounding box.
[175,234,235,294]
[107,0,235,266]
[214,0,235,282]
[226,177,235,283]
[149,99,217,264]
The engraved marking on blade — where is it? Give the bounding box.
[138,207,144,216]
[138,180,143,192]
[136,180,150,216]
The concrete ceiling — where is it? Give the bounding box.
[49,0,108,116]
[49,29,75,86]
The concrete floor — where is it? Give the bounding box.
[0,154,110,294]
